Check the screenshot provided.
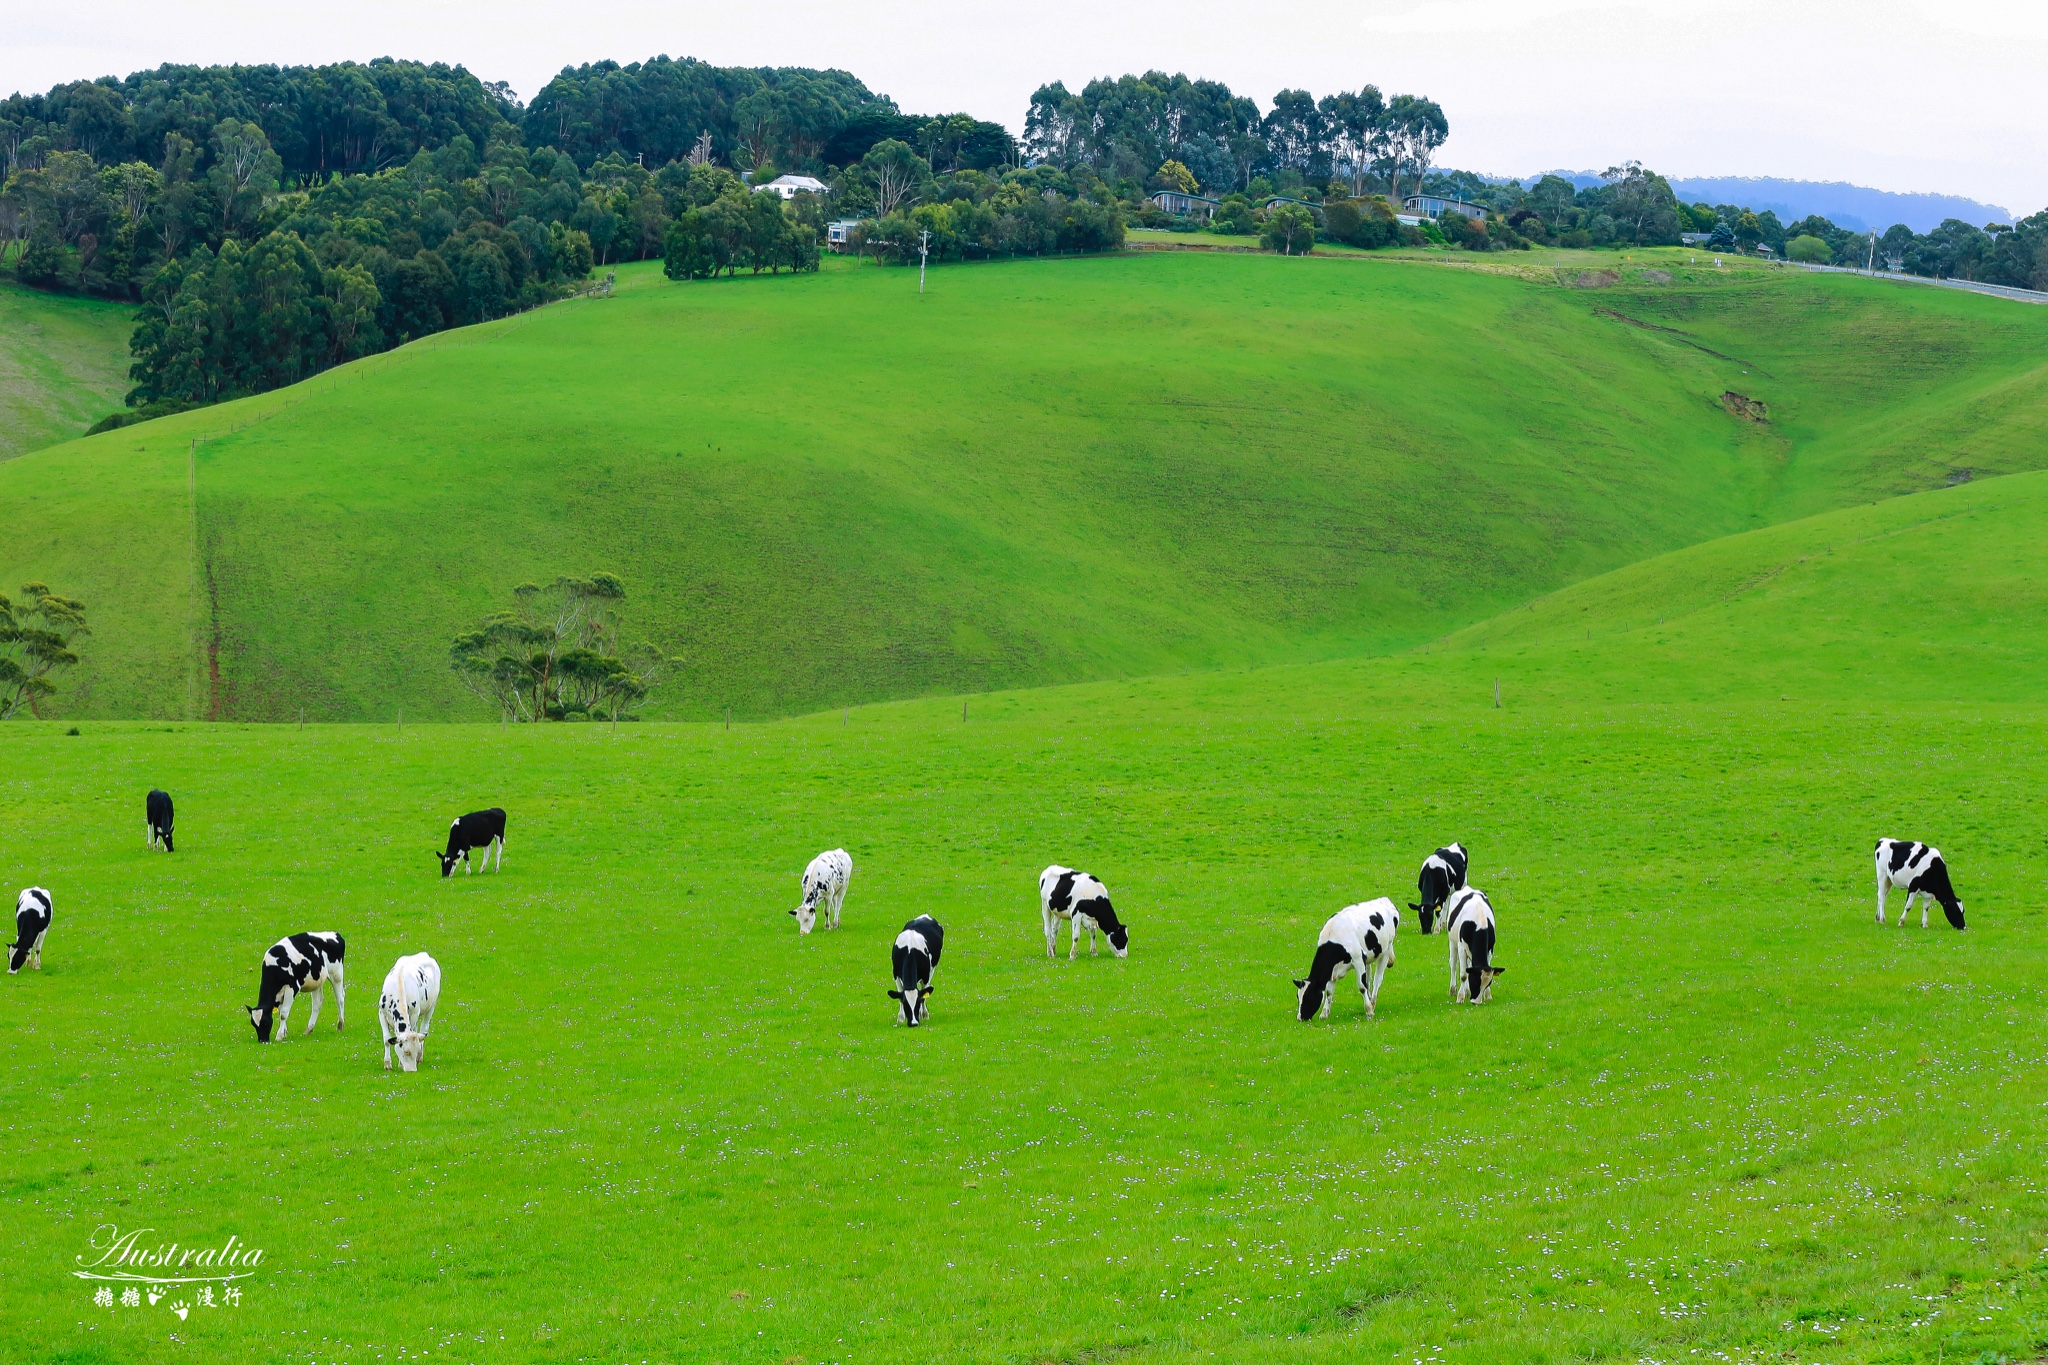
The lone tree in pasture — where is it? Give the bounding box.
[450,574,678,722]
[1263,204,1317,255]
[0,583,89,719]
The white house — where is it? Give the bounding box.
[762,174,828,200]
[825,220,861,252]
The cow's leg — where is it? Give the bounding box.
[1875,875,1887,926]
[1898,890,1915,927]
[276,988,297,1040]
[1364,956,1387,1018]
[303,981,325,1034]
[1069,916,1080,962]
[493,836,503,872]
[1920,892,1930,929]
[383,1033,394,1070]
[331,964,346,1029]
[1043,906,1057,958]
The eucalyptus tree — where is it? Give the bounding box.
[0,583,88,720]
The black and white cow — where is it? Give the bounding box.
[1295,898,1399,1021]
[146,789,174,852]
[1441,886,1503,1004]
[244,932,347,1042]
[790,848,853,935]
[8,887,52,974]
[888,914,944,1027]
[1038,865,1129,960]
[1407,842,1467,933]
[1875,839,1966,930]
[379,952,442,1072]
[436,808,506,878]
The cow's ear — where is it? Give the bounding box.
[787,908,798,916]
[886,989,902,999]
[1407,902,1421,911]
[1292,978,1307,989]
[923,983,936,995]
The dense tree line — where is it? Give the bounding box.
[1,57,1018,420]
[523,56,1013,176]
[1023,71,1447,202]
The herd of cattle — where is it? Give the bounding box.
[3,791,1974,1054]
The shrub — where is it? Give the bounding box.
[1786,234,1832,263]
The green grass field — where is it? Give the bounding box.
[4,250,2047,723]
[7,457,2048,1364]
[0,279,135,461]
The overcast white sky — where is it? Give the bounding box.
[9,0,2045,215]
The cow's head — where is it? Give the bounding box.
[1467,965,1506,1002]
[1293,976,1328,1022]
[382,997,422,1071]
[244,1005,274,1043]
[887,979,935,1027]
[1107,924,1130,958]
[1408,901,1439,934]
[435,850,460,878]
[790,879,822,935]
[159,828,174,853]
[1945,900,1967,931]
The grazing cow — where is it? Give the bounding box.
[244,932,347,1042]
[379,952,442,1072]
[436,808,506,878]
[1875,839,1966,929]
[1407,842,1468,933]
[1038,865,1130,960]
[1441,886,1504,1004]
[1295,898,1400,1021]
[146,789,174,852]
[790,849,853,935]
[888,915,944,1027]
[8,888,52,974]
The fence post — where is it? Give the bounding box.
[1494,677,1501,709]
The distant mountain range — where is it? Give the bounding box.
[1514,172,2014,234]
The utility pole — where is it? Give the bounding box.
[918,229,931,294]
[1867,230,1878,274]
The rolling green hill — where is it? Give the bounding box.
[4,250,2046,722]
[0,279,134,460]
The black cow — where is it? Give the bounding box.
[245,931,347,1042]
[1408,842,1467,933]
[888,914,945,1027]
[8,888,52,974]
[1875,839,1966,929]
[437,808,506,878]
[146,789,174,852]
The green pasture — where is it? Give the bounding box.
[0,279,134,461]
[7,465,2048,1364]
[5,250,2047,724]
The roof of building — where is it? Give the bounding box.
[1152,189,1220,205]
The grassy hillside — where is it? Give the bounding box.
[9,461,2048,1362]
[4,251,2047,723]
[0,280,134,460]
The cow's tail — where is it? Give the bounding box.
[1466,923,1494,1002]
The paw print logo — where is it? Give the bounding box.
[145,1287,165,1306]
[169,1298,190,1320]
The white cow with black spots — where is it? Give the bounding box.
[1441,886,1503,1004]
[379,952,442,1072]
[790,849,852,935]
[244,931,347,1042]
[1294,898,1399,1021]
[1038,865,1129,960]
[1875,839,1966,929]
